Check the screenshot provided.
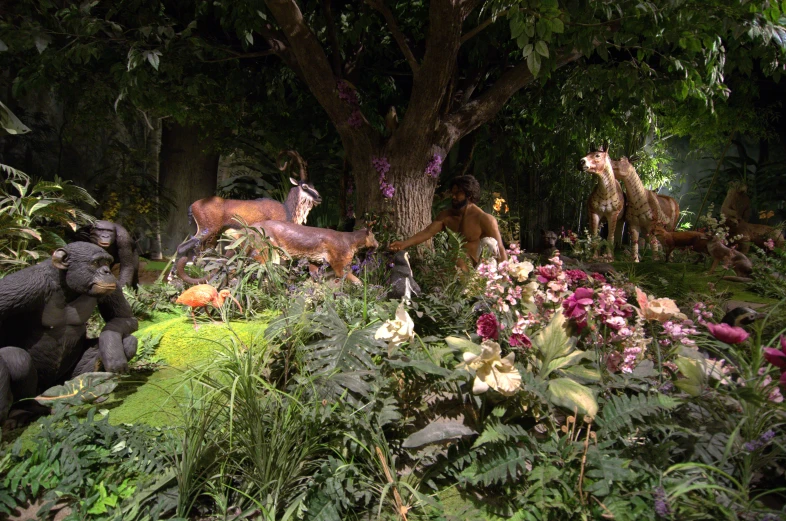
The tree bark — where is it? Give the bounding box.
[158,122,218,255]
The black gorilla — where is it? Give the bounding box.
[74,220,139,289]
[0,242,138,421]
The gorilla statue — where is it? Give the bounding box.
[0,242,138,422]
[72,220,140,289]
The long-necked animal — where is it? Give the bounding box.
[579,144,625,258]
[612,157,680,262]
[175,150,322,285]
[237,221,379,285]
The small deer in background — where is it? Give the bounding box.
[175,150,322,285]
[229,221,379,285]
[707,235,753,282]
[649,225,709,263]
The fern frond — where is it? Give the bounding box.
[596,393,678,436]
[460,444,531,487]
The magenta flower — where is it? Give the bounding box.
[706,322,750,344]
[562,287,595,329]
[565,269,588,284]
[509,333,532,348]
[764,335,786,370]
[591,272,606,283]
[536,264,560,283]
[477,313,500,340]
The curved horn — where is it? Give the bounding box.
[277,150,308,182]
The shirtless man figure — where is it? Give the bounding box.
[388,175,508,270]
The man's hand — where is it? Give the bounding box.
[389,241,406,252]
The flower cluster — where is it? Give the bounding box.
[347,110,363,129]
[560,227,579,245]
[763,335,786,386]
[493,197,509,214]
[660,319,699,348]
[765,237,776,251]
[424,154,443,179]
[373,156,395,199]
[653,486,671,518]
[337,80,363,128]
[759,209,775,221]
[743,429,776,452]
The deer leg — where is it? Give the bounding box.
[605,214,617,259]
[589,213,601,259]
[629,226,640,263]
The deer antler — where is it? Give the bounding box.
[277,150,309,182]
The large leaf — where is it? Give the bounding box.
[444,335,480,354]
[674,356,705,397]
[35,372,118,406]
[0,101,30,136]
[402,419,476,448]
[531,311,577,379]
[547,377,598,418]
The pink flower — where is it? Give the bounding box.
[591,272,606,283]
[565,269,588,285]
[706,322,750,344]
[477,313,500,340]
[536,264,560,283]
[509,333,532,348]
[765,238,775,251]
[562,287,594,329]
[764,335,786,369]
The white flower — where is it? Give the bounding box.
[375,302,415,350]
[462,340,522,396]
[508,261,535,282]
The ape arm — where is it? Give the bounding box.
[97,287,138,372]
[0,264,50,327]
[113,224,139,288]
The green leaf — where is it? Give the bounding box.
[531,310,575,377]
[516,34,529,49]
[245,31,254,45]
[146,51,160,70]
[0,101,31,136]
[402,419,476,448]
[510,19,525,39]
[551,18,564,34]
[535,41,549,58]
[522,43,534,57]
[444,336,479,354]
[35,372,118,406]
[0,39,7,52]
[547,377,598,418]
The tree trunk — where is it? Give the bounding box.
[352,144,439,241]
[147,118,163,259]
[158,122,218,255]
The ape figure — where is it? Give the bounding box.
[76,220,139,289]
[389,251,421,302]
[0,242,138,422]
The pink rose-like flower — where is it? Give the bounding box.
[477,313,500,340]
[562,287,594,329]
[509,333,532,348]
[565,269,588,284]
[765,238,775,251]
[591,272,606,283]
[764,335,786,369]
[706,322,750,344]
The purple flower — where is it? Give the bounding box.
[653,487,671,518]
[706,322,750,344]
[347,109,363,128]
[380,181,395,199]
[337,80,359,106]
[424,154,444,179]
[372,156,391,176]
[477,313,500,340]
[744,429,776,452]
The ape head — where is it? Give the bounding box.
[52,242,117,297]
[90,220,117,249]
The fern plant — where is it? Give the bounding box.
[0,165,96,273]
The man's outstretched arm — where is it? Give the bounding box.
[482,214,508,262]
[389,220,446,251]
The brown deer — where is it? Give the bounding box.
[175,150,321,285]
[707,235,753,282]
[726,217,784,254]
[649,224,709,262]
[612,157,680,262]
[579,144,625,258]
[227,221,379,285]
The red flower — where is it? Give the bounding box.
[476,313,500,340]
[509,333,532,348]
[706,322,749,344]
[764,335,786,370]
[591,272,607,283]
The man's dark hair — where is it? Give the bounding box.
[450,175,481,203]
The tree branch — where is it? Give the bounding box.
[364,0,419,73]
[322,0,343,77]
[200,49,278,63]
[438,49,584,149]
[264,0,381,145]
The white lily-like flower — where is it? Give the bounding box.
[508,260,535,282]
[375,302,415,351]
[462,340,522,396]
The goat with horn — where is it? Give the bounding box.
[174,150,322,285]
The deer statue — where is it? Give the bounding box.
[226,221,379,285]
[175,150,322,285]
[612,157,680,262]
[579,144,625,259]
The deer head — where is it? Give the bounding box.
[278,150,322,224]
[578,141,611,175]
